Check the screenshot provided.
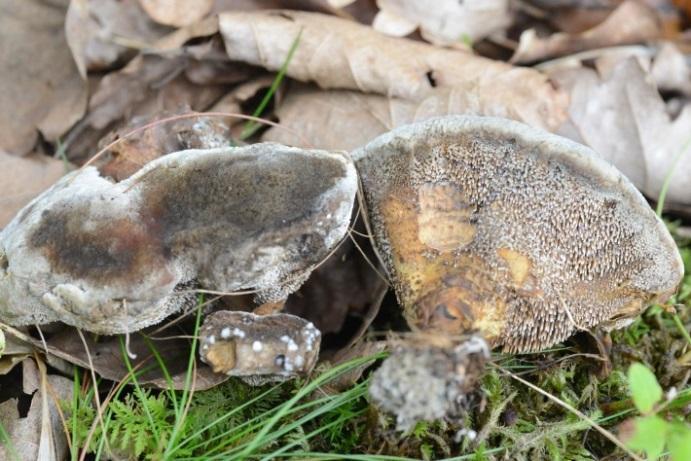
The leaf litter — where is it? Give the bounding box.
[0,0,690,459]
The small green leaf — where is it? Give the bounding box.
[669,424,691,461]
[628,363,663,414]
[626,415,669,460]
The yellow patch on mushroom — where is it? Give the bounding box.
[417,183,476,252]
[497,248,532,287]
[380,189,506,343]
[205,341,236,374]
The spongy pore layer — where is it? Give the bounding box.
[353,115,683,353]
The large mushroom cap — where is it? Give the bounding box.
[353,116,683,353]
[0,143,357,334]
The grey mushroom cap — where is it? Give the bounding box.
[0,143,357,334]
[352,115,683,352]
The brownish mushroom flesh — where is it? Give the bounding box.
[352,115,683,427]
[0,143,357,336]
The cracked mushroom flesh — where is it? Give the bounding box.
[353,116,683,353]
[0,143,357,334]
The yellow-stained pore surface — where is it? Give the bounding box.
[353,116,683,353]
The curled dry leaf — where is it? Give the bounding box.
[65,53,238,161]
[153,15,220,52]
[353,116,682,353]
[512,1,661,64]
[0,333,32,375]
[93,112,232,181]
[138,0,214,27]
[651,42,691,96]
[36,324,231,390]
[373,0,511,46]
[552,57,691,205]
[0,144,357,334]
[327,0,356,8]
[65,0,170,76]
[219,10,567,131]
[0,152,68,229]
[0,359,72,461]
[0,0,88,156]
[213,0,347,15]
[86,55,189,131]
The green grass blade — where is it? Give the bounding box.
[240,28,303,140]
[656,136,691,216]
[164,298,204,455]
[142,335,179,414]
[0,420,20,461]
[118,337,161,448]
[168,382,283,455]
[234,353,384,459]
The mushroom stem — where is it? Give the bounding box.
[369,334,490,431]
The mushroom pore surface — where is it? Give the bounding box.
[352,115,683,353]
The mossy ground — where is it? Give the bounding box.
[61,225,691,460]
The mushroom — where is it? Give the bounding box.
[199,311,321,383]
[352,115,683,426]
[0,143,357,336]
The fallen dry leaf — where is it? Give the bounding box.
[0,0,88,156]
[535,1,617,34]
[0,333,32,375]
[0,320,229,390]
[86,55,188,131]
[675,0,691,16]
[264,83,551,150]
[138,0,214,27]
[213,0,346,15]
[512,1,661,64]
[154,17,221,52]
[93,111,232,181]
[0,152,69,229]
[373,0,511,46]
[651,41,691,96]
[219,10,567,131]
[65,0,170,76]
[553,57,691,205]
[47,324,231,389]
[64,53,234,161]
[323,340,388,391]
[264,85,422,149]
[210,75,277,138]
[0,359,72,461]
